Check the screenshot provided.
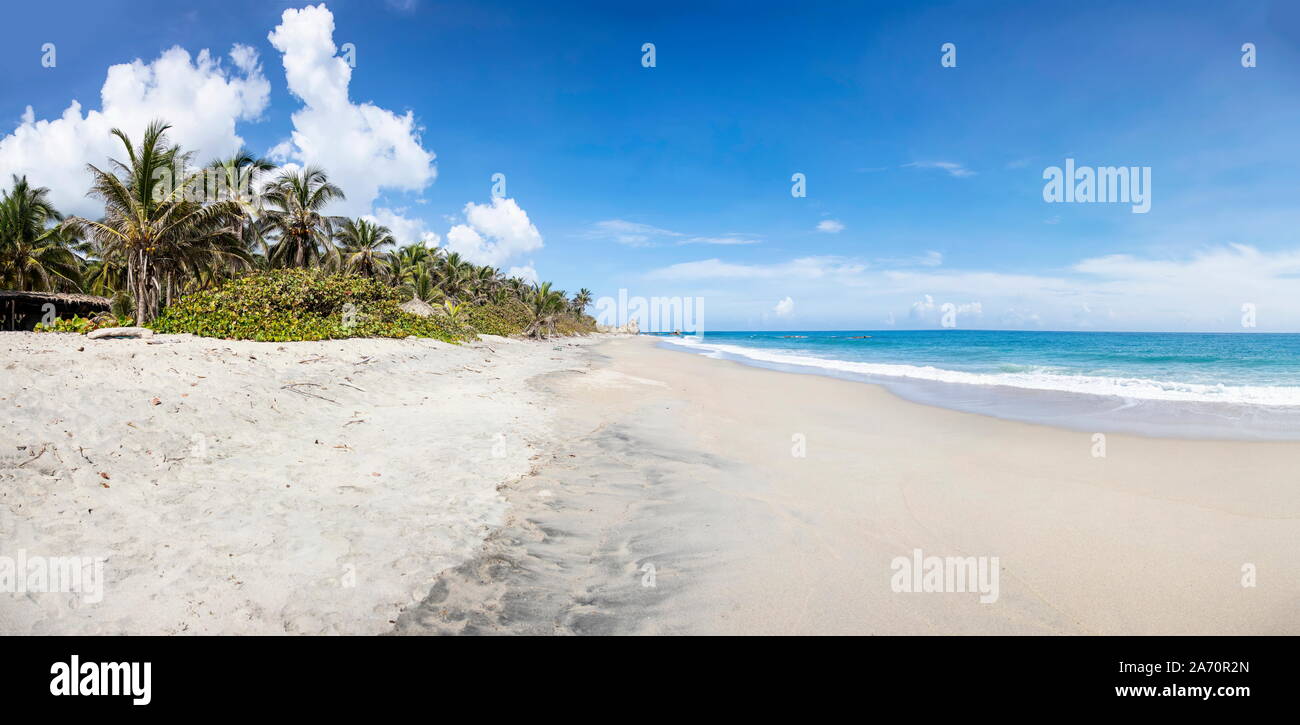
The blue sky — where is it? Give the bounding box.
[3,0,1300,331]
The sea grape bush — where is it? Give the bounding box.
[149,270,475,343]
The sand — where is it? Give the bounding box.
[4,333,1297,635]
[0,331,603,634]
[401,336,1300,635]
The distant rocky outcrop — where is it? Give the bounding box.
[596,318,640,334]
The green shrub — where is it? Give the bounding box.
[554,314,598,336]
[35,313,132,334]
[150,269,477,343]
[466,299,532,337]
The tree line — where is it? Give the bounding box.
[0,121,593,326]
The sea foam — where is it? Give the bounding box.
[660,337,1300,407]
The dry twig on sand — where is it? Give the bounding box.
[16,444,48,468]
[280,383,340,405]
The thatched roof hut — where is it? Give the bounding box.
[0,290,112,331]
[399,297,436,317]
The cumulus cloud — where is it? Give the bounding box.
[773,296,794,316]
[506,263,539,284]
[0,46,270,217]
[268,3,435,217]
[364,207,440,247]
[444,197,543,266]
[816,219,845,233]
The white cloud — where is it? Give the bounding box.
[364,207,440,247]
[445,197,543,266]
[876,250,943,267]
[268,3,435,217]
[641,245,1300,331]
[647,256,867,282]
[585,219,681,247]
[585,219,759,247]
[506,263,539,284]
[909,296,981,323]
[816,219,845,233]
[680,235,761,246]
[0,46,270,217]
[902,161,975,178]
[773,296,794,316]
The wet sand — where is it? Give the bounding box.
[396,336,1300,635]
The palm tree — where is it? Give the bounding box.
[390,242,433,287]
[400,265,440,304]
[206,151,275,256]
[433,251,475,303]
[523,281,568,338]
[441,299,467,324]
[471,265,503,302]
[571,288,593,315]
[260,166,345,269]
[0,176,82,292]
[80,242,126,297]
[63,121,244,322]
[333,218,393,278]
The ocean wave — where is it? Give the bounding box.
[660,337,1300,406]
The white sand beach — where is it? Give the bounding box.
[0,332,603,634]
[3,333,1297,634]
[400,336,1300,635]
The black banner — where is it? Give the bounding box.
[0,635,1281,712]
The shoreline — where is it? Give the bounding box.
[654,336,1300,441]
[404,335,1299,635]
[5,332,1296,635]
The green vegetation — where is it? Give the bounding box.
[0,176,81,292]
[0,119,598,340]
[34,313,132,335]
[465,298,532,337]
[150,269,473,343]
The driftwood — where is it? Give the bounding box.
[87,327,154,340]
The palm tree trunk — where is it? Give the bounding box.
[131,250,159,324]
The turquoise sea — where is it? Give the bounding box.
[654,330,1300,439]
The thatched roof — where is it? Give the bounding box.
[0,290,111,308]
[400,297,436,317]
